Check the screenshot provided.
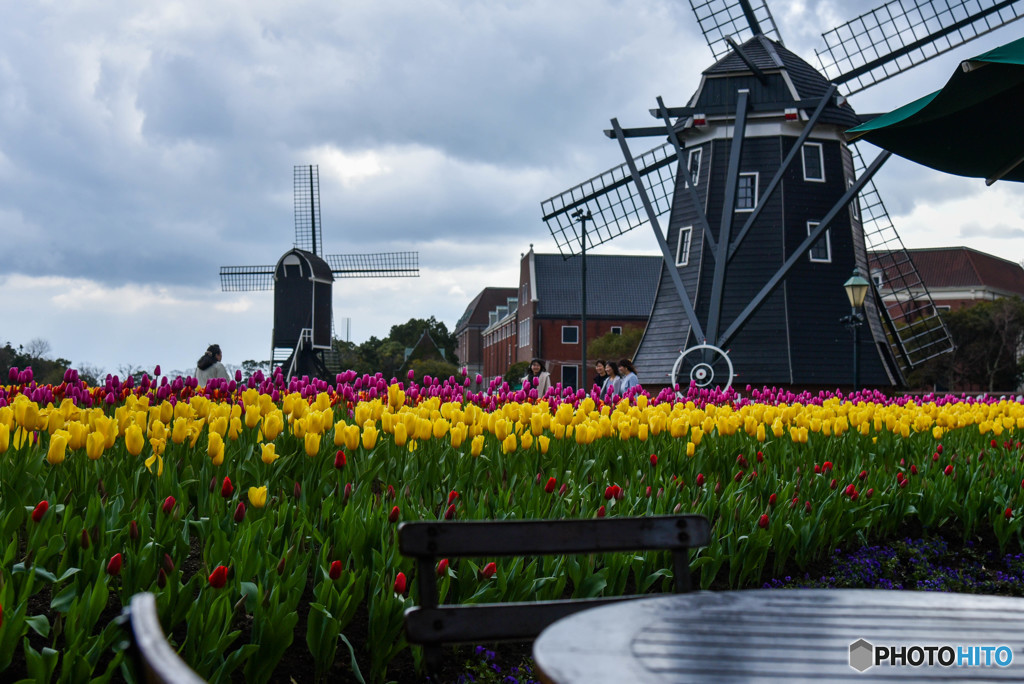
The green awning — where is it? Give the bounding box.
[848,36,1024,184]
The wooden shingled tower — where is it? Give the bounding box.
[542,0,1023,390]
[220,165,419,380]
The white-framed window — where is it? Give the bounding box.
[675,226,692,266]
[870,269,883,289]
[687,148,702,186]
[736,173,758,211]
[561,365,579,390]
[562,325,579,344]
[611,326,622,335]
[802,143,825,182]
[807,221,831,263]
[937,305,951,313]
[848,180,861,221]
[518,318,530,347]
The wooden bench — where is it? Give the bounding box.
[120,593,205,684]
[399,515,710,665]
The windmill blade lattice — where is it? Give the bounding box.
[220,265,275,292]
[326,252,419,278]
[294,165,323,256]
[541,143,677,258]
[689,0,783,60]
[850,145,954,370]
[817,0,1024,95]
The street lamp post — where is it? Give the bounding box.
[572,209,592,390]
[842,268,870,392]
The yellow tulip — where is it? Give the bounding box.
[248,486,268,508]
[125,424,145,457]
[47,431,68,465]
[538,435,550,455]
[520,431,533,450]
[471,434,485,457]
[362,426,379,450]
[209,416,228,438]
[86,431,104,460]
[245,404,261,429]
[432,418,450,440]
[756,423,766,442]
[393,422,408,447]
[450,423,466,448]
[502,433,517,454]
[171,417,189,444]
[686,441,695,457]
[208,432,225,466]
[144,452,164,476]
[304,432,321,457]
[261,442,279,465]
[227,416,242,441]
[0,423,8,454]
[690,427,703,446]
[343,425,360,452]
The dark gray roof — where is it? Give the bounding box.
[701,36,861,129]
[533,254,660,318]
[455,287,518,333]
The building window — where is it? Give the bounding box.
[807,221,831,263]
[870,269,883,289]
[562,326,579,344]
[676,226,692,266]
[611,326,622,335]
[736,173,758,211]
[802,143,825,182]
[561,365,579,390]
[518,318,530,347]
[848,180,860,221]
[688,148,702,186]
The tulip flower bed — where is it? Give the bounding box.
[2,365,1024,682]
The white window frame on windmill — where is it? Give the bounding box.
[676,226,693,266]
[687,148,702,186]
[807,221,832,263]
[802,143,825,182]
[736,173,758,212]
[848,180,861,221]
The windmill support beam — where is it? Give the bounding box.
[610,118,706,343]
[717,149,892,350]
[725,36,768,84]
[654,96,717,255]
[737,0,763,36]
[650,98,836,119]
[705,89,750,348]
[727,85,837,263]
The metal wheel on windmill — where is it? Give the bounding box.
[540,0,1020,391]
[220,165,419,381]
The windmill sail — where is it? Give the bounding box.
[849,145,955,370]
[689,0,783,59]
[220,265,275,291]
[294,165,324,256]
[817,0,1024,95]
[541,143,677,258]
[326,252,419,278]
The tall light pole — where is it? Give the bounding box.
[572,209,592,390]
[842,268,870,392]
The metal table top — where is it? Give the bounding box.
[533,589,1024,682]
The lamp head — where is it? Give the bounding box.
[843,268,870,309]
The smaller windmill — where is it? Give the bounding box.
[220,165,419,380]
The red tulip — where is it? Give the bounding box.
[106,553,123,576]
[768,493,777,507]
[388,505,400,523]
[129,520,139,541]
[830,478,838,490]
[898,478,908,489]
[329,560,343,580]
[788,496,798,509]
[344,482,353,501]
[866,488,874,499]
[910,465,918,476]
[394,572,407,595]
[80,529,90,549]
[233,501,246,523]
[31,500,48,523]
[936,444,943,454]
[736,454,748,468]
[334,450,347,469]
[558,483,568,496]
[804,501,812,513]
[294,481,302,499]
[649,454,658,466]
[447,490,459,505]
[162,495,175,515]
[436,558,449,576]
[814,464,821,474]
[695,473,705,487]
[208,565,229,588]
[596,505,606,518]
[444,504,456,520]
[944,465,954,476]
[844,484,856,497]
[604,485,615,500]
[163,553,175,573]
[714,481,722,495]
[992,439,998,448]
[646,486,652,497]
[932,452,939,462]
[387,485,395,499]
[544,477,557,494]
[481,562,497,579]
[858,470,868,481]
[221,476,234,498]
[756,451,764,463]
[758,514,769,529]
[822,461,833,472]
[276,556,287,575]
[157,568,167,589]
[734,470,744,483]
[1006,507,1014,520]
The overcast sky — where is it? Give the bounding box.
[1,0,1021,377]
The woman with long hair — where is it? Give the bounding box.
[521,358,552,397]
[618,358,640,393]
[194,344,230,385]
[601,360,621,396]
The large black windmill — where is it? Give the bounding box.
[542,0,1022,390]
[220,165,419,380]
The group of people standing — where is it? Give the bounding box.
[593,358,638,396]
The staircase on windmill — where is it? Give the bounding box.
[220,165,419,381]
[542,0,1022,391]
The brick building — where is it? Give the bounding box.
[480,246,660,389]
[454,287,517,379]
